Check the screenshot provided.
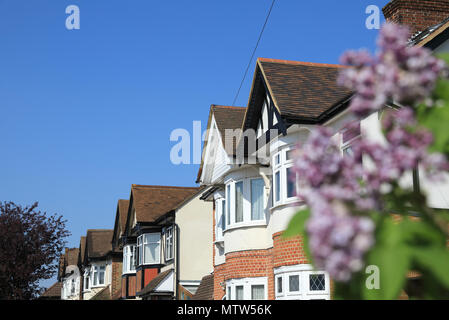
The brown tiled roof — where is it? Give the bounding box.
[86,229,113,259]
[139,270,172,296]
[192,274,214,300]
[40,282,62,299]
[256,58,352,122]
[196,105,246,182]
[66,248,79,266]
[131,185,200,224]
[118,199,129,231]
[79,236,86,265]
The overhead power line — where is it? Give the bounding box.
[232,0,276,106]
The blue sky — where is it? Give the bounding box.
[0,0,389,287]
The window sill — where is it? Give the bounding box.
[122,271,136,275]
[91,284,106,289]
[223,221,267,233]
[270,199,304,212]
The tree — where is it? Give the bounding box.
[0,201,70,300]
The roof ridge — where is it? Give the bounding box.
[131,184,199,190]
[258,57,346,68]
[211,105,246,110]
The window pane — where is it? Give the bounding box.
[144,242,160,264]
[251,285,265,300]
[277,277,283,293]
[235,182,243,223]
[289,275,299,292]
[286,167,296,198]
[145,233,160,243]
[99,268,105,285]
[275,171,280,202]
[226,185,231,225]
[93,272,98,286]
[310,274,325,291]
[221,200,226,231]
[235,286,244,300]
[251,179,264,220]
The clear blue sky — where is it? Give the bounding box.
[0,0,389,287]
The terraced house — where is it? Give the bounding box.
[196,0,449,300]
[117,184,213,300]
[58,248,81,300]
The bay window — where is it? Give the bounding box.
[224,177,267,228]
[123,244,136,274]
[83,270,90,291]
[215,198,225,242]
[137,233,161,265]
[274,265,330,300]
[165,227,173,261]
[226,278,267,300]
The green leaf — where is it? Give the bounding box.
[362,218,410,299]
[413,248,449,290]
[436,53,449,69]
[283,208,310,238]
[417,100,449,156]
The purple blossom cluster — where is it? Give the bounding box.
[292,23,448,282]
[338,23,447,118]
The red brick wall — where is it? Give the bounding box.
[383,0,449,34]
[272,232,309,268]
[136,270,142,292]
[128,274,136,297]
[111,257,122,298]
[213,249,274,300]
[121,277,126,298]
[144,268,159,287]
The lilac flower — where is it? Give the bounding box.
[339,23,447,118]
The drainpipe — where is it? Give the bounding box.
[174,222,180,300]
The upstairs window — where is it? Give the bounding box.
[342,122,361,157]
[250,178,264,221]
[235,181,244,223]
[165,227,174,261]
[91,264,105,287]
[123,244,136,274]
[83,270,90,291]
[138,233,161,265]
[272,148,299,206]
[224,177,267,228]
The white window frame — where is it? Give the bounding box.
[91,264,106,287]
[165,227,174,261]
[250,177,265,222]
[138,233,161,266]
[225,277,267,300]
[224,178,267,230]
[83,269,90,291]
[123,244,136,274]
[215,198,225,242]
[272,147,300,207]
[274,265,330,300]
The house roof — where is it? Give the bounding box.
[253,58,352,123]
[86,229,113,259]
[411,16,449,48]
[196,105,246,183]
[139,269,172,296]
[192,274,214,300]
[117,199,129,231]
[130,185,200,224]
[79,236,86,265]
[40,282,62,299]
[65,247,79,266]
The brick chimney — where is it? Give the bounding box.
[383,0,449,35]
